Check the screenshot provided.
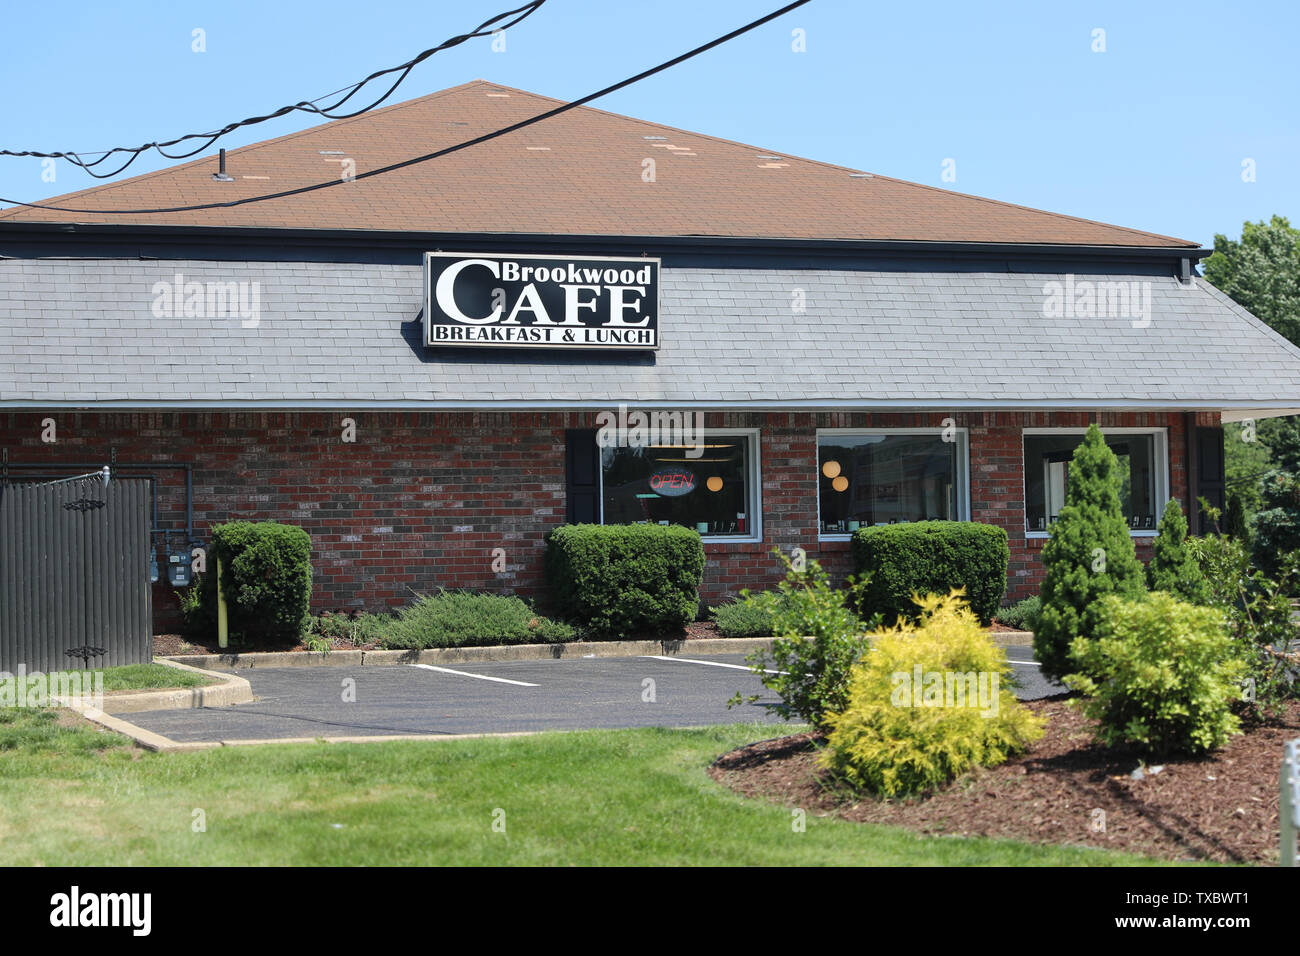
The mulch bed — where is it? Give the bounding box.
[708,698,1300,865]
[151,632,360,656]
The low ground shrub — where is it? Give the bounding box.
[730,555,871,729]
[1064,592,1244,757]
[850,521,1008,625]
[378,591,574,650]
[712,591,781,637]
[183,521,312,642]
[820,592,1044,797]
[305,610,393,647]
[996,595,1041,631]
[545,524,704,637]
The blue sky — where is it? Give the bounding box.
[0,0,1295,247]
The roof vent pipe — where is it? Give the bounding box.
[212,149,234,182]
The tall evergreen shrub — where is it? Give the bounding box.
[1146,499,1209,604]
[1034,424,1146,680]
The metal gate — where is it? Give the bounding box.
[0,475,152,672]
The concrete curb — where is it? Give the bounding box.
[992,629,1034,647]
[96,659,254,714]
[160,628,1034,671]
[160,637,781,671]
[60,706,207,752]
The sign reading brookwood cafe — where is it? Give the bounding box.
[424,252,660,350]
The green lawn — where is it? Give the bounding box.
[0,662,214,697]
[0,710,1182,866]
[99,663,216,691]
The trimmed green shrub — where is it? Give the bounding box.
[1035,425,1146,681]
[1065,592,1245,757]
[820,592,1045,797]
[712,590,781,637]
[730,555,871,729]
[850,520,1008,625]
[996,595,1041,631]
[1146,499,1210,604]
[545,524,705,638]
[378,591,574,649]
[184,521,313,642]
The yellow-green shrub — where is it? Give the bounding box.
[1064,592,1245,756]
[820,592,1045,797]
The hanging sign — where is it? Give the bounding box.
[424,252,660,350]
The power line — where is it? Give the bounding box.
[0,0,811,217]
[0,0,547,179]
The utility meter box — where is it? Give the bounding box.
[167,550,192,588]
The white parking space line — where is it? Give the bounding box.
[1006,659,1042,667]
[405,663,539,687]
[641,655,785,676]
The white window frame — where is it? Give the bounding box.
[816,427,971,542]
[597,427,763,544]
[1022,427,1169,540]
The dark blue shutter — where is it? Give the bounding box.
[565,429,599,524]
[1188,418,1225,534]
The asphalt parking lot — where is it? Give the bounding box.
[128,649,1061,743]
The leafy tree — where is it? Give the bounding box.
[1260,416,1300,475]
[1034,424,1146,681]
[1147,499,1209,603]
[1203,215,1300,345]
[1223,420,1274,517]
[1252,472,1300,578]
[1204,217,1300,519]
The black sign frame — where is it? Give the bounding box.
[423,252,661,351]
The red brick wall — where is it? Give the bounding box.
[0,409,1208,632]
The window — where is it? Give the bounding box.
[817,430,969,537]
[1023,428,1167,535]
[599,430,760,540]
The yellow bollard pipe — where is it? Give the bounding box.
[217,557,229,650]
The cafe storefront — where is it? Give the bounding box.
[3,80,1300,631]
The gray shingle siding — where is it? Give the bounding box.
[1,258,1299,408]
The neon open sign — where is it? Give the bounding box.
[649,470,697,497]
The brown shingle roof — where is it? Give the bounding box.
[0,80,1197,246]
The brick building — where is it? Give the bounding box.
[3,80,1299,633]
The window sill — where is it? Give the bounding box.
[1024,530,1158,540]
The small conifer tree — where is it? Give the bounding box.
[1147,498,1209,604]
[1223,492,1248,543]
[1034,424,1146,680]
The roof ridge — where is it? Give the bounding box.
[0,80,1201,247]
